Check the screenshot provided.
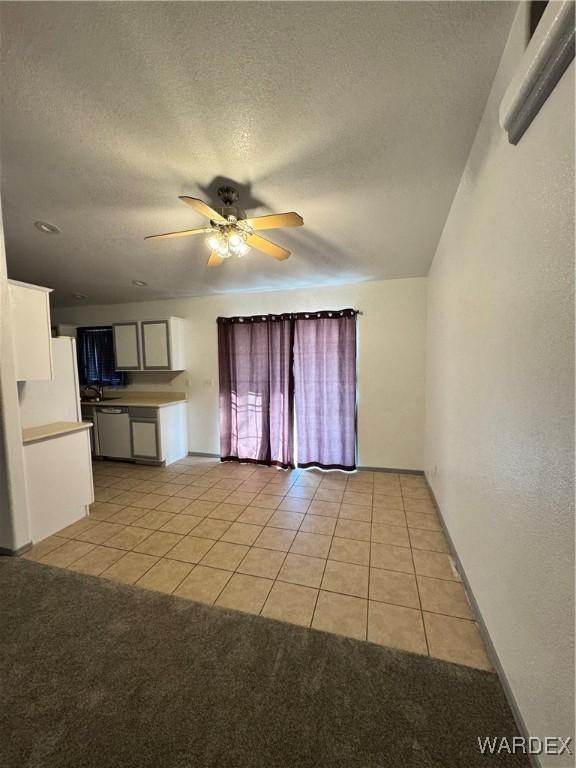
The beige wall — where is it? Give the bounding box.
[425,4,574,757]
[54,277,427,470]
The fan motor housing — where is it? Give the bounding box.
[217,186,244,220]
[218,205,245,221]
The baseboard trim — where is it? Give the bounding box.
[424,475,541,768]
[358,466,424,475]
[188,453,424,475]
[0,541,32,557]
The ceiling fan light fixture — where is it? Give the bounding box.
[147,187,302,266]
[217,241,230,258]
[206,228,250,259]
[207,234,221,251]
[228,233,243,248]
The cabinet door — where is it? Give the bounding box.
[141,320,171,369]
[113,323,140,369]
[9,282,53,381]
[130,419,160,459]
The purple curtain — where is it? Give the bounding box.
[293,311,357,471]
[218,309,357,471]
[218,316,294,468]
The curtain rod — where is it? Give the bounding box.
[217,309,363,324]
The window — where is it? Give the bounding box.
[76,326,126,386]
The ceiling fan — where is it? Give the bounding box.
[145,186,304,267]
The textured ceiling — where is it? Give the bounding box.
[0,1,515,306]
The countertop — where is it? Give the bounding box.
[23,421,93,446]
[80,393,188,409]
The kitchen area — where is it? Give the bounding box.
[82,394,188,467]
[7,278,189,553]
[79,318,188,465]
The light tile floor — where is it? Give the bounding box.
[24,457,491,670]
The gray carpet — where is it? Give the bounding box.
[1,558,528,768]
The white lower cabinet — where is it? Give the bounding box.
[89,402,187,465]
[130,416,160,460]
[24,428,94,543]
[128,404,188,464]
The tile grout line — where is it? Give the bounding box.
[308,479,341,629]
[365,475,374,641]
[401,481,430,656]
[124,552,166,585]
[158,563,195,595]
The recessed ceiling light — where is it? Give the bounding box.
[34,220,60,234]
[73,293,87,300]
[132,280,148,287]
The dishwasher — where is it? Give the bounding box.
[96,407,131,459]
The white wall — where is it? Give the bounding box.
[54,277,427,470]
[426,4,574,759]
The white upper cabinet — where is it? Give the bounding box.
[113,323,141,370]
[8,280,53,381]
[141,318,185,370]
[142,321,170,369]
[113,317,185,372]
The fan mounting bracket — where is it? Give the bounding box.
[217,186,240,206]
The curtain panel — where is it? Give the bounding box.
[294,313,357,471]
[76,326,126,386]
[217,316,294,468]
[217,310,357,471]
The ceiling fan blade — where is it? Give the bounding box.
[144,227,211,241]
[179,196,226,221]
[242,212,303,230]
[246,233,290,261]
[207,251,224,267]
